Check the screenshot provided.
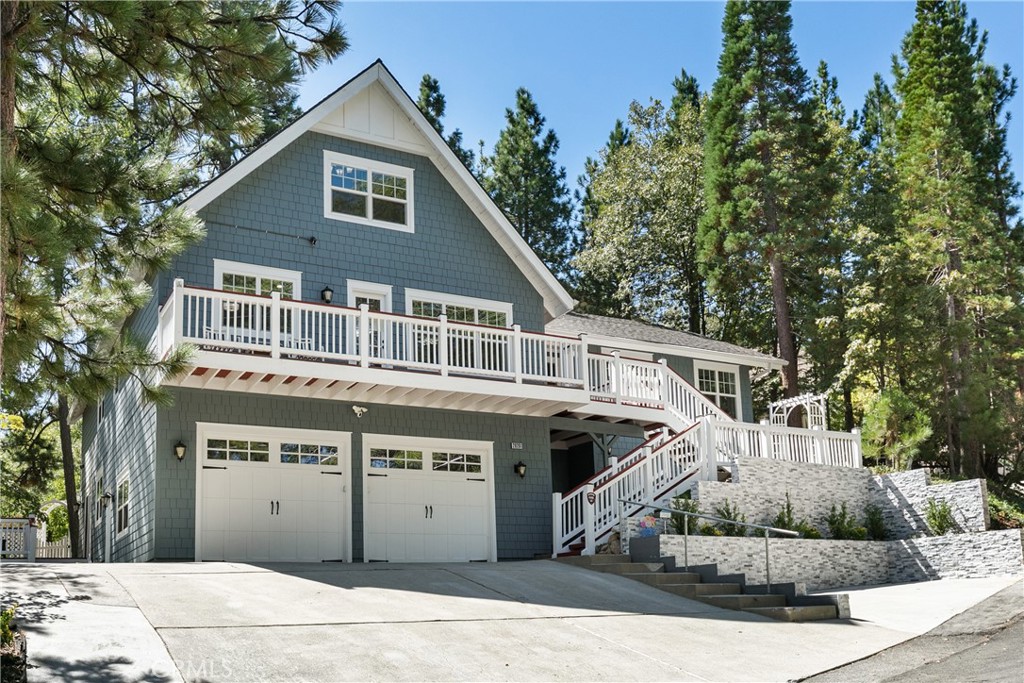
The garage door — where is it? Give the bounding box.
[363,435,496,563]
[196,424,351,562]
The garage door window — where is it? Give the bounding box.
[431,452,482,474]
[206,439,270,462]
[369,448,424,470]
[280,442,339,466]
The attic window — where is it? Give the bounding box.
[323,151,414,232]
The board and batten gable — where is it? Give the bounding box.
[161,131,548,332]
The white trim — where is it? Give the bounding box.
[193,422,353,563]
[346,279,393,312]
[693,359,743,421]
[180,61,573,321]
[580,333,785,370]
[361,433,497,563]
[405,287,513,325]
[323,150,415,233]
[213,259,303,299]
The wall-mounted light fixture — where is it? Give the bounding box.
[101,492,113,507]
[174,440,187,462]
[513,461,527,479]
[321,286,334,304]
[352,405,368,419]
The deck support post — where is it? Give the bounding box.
[438,314,449,376]
[512,324,522,383]
[551,492,562,558]
[270,292,281,359]
[582,484,596,556]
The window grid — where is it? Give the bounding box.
[280,443,339,466]
[206,438,270,462]
[328,159,411,228]
[431,452,483,474]
[410,300,509,328]
[369,448,424,470]
[116,478,129,534]
[697,367,739,419]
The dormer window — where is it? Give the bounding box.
[323,151,414,232]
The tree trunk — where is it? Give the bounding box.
[769,252,800,400]
[0,0,21,383]
[57,394,82,558]
[843,384,854,432]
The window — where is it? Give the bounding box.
[94,474,104,524]
[280,442,339,466]
[206,439,270,462]
[405,288,512,328]
[116,476,129,535]
[213,260,301,300]
[346,280,393,313]
[694,361,741,419]
[324,151,414,232]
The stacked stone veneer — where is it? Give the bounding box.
[695,457,988,539]
[656,529,1023,591]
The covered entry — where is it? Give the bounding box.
[362,434,496,562]
[195,423,352,562]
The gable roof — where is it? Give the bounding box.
[182,60,574,321]
[546,311,785,369]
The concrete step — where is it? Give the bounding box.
[556,554,632,566]
[588,562,665,575]
[621,572,702,586]
[744,604,838,622]
[660,582,741,598]
[698,593,787,610]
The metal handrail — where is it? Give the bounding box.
[620,499,799,590]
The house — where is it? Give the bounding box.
[80,61,858,564]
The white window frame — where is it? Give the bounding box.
[115,472,130,538]
[93,471,104,525]
[323,150,415,233]
[404,288,513,327]
[693,360,743,421]
[346,279,393,312]
[213,259,302,300]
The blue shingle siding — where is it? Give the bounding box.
[161,132,546,331]
[155,388,553,560]
[80,288,161,562]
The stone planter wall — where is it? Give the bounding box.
[654,529,1023,592]
[693,458,988,540]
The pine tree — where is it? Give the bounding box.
[700,1,834,403]
[483,88,575,281]
[416,74,476,171]
[892,0,1024,478]
[1,0,348,554]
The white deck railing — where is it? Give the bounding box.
[706,418,862,470]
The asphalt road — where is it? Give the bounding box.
[803,579,1024,683]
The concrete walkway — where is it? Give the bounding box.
[1,560,1020,682]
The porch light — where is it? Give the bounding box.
[321,286,334,304]
[513,461,527,479]
[174,441,187,462]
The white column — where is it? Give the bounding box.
[26,516,37,563]
[582,484,596,556]
[851,428,862,468]
[512,324,523,383]
[270,291,281,359]
[359,303,370,368]
[438,314,449,376]
[172,278,185,345]
[551,492,562,558]
[658,358,669,410]
[612,351,622,404]
[701,415,716,481]
[578,333,589,392]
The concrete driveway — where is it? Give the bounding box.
[1,560,1018,682]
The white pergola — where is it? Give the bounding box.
[768,393,828,428]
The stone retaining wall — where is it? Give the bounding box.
[656,529,1023,591]
[694,458,988,539]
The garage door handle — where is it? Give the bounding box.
[203,466,228,470]
[320,471,344,476]
[368,473,387,477]
[275,501,280,515]
[466,477,485,482]
[429,505,433,519]
[270,500,274,515]
[425,505,428,519]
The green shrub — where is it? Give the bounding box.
[771,493,821,538]
[1,604,16,647]
[826,502,867,540]
[670,496,700,535]
[714,499,747,537]
[794,520,823,539]
[699,523,724,536]
[864,504,887,540]
[988,492,1024,530]
[925,498,960,535]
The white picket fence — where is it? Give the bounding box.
[0,517,72,560]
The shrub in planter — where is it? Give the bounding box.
[826,502,868,540]
[864,504,888,540]
[770,492,821,538]
[670,496,700,535]
[714,500,747,537]
[926,498,960,535]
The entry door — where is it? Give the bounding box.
[197,426,351,562]
[363,436,494,563]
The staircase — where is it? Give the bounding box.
[558,553,843,622]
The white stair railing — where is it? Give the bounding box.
[552,424,707,556]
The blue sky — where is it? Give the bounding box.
[297,1,1023,204]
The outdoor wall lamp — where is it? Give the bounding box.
[101,492,113,507]
[513,461,527,479]
[321,286,334,304]
[174,440,187,462]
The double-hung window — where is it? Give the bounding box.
[693,360,741,419]
[212,260,302,338]
[324,151,414,232]
[116,476,130,535]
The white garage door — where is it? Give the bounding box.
[196,424,351,562]
[363,435,496,563]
